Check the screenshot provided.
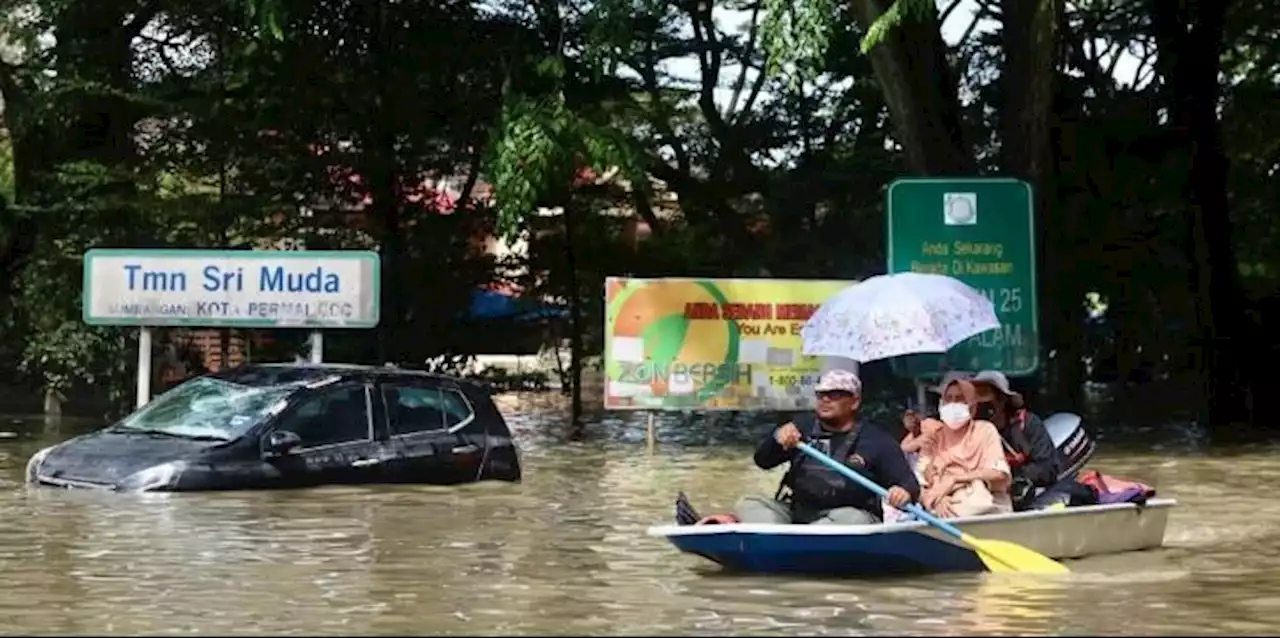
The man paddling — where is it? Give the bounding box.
[732,369,918,525]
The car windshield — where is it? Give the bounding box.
[113,376,303,441]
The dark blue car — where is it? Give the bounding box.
[26,363,522,491]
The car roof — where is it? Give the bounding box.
[208,362,487,392]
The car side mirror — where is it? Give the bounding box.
[264,430,302,457]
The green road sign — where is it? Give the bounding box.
[886,177,1039,377]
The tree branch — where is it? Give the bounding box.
[940,0,965,24]
[737,59,769,123]
[457,143,483,209]
[957,6,990,46]
[688,1,729,139]
[726,0,762,120]
[1130,51,1153,88]
[1104,42,1124,78]
[630,40,690,176]
[125,3,163,39]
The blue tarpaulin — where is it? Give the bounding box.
[466,288,567,322]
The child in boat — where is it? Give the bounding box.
[917,379,1013,518]
[882,409,939,523]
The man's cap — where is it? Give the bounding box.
[972,370,1015,395]
[972,370,1024,406]
[814,369,862,396]
[929,370,973,394]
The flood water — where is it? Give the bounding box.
[1,393,1278,636]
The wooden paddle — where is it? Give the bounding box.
[795,441,1070,575]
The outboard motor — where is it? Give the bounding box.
[1043,412,1096,481]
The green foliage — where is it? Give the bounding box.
[580,0,655,76]
[489,95,565,236]
[486,61,648,241]
[759,0,936,83]
[859,0,935,54]
[241,0,286,40]
[1,0,1278,414]
[0,134,15,203]
[17,292,130,398]
[761,0,836,84]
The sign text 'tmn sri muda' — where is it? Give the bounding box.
[82,249,381,328]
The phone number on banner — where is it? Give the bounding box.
[769,373,818,388]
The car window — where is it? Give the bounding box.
[114,376,302,441]
[440,389,472,429]
[383,384,474,435]
[274,385,371,448]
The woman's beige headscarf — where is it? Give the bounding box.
[922,379,1006,506]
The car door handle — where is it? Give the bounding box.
[351,458,381,467]
[451,444,479,454]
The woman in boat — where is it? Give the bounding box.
[900,370,970,456]
[917,379,1013,518]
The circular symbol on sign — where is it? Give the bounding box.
[606,280,740,402]
[946,195,975,224]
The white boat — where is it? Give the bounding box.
[649,411,1172,575]
[648,498,1175,576]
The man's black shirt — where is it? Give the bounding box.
[754,416,921,516]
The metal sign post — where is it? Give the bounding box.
[136,327,153,409]
[309,330,324,364]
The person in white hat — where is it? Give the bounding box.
[970,370,1062,510]
[730,369,919,525]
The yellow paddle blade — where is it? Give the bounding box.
[958,533,1071,575]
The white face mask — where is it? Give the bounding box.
[938,402,971,429]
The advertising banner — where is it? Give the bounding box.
[603,277,851,411]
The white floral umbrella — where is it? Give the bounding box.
[800,272,1000,363]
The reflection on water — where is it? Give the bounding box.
[1,396,1279,635]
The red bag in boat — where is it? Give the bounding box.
[1077,469,1156,505]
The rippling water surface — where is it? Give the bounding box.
[0,393,1276,636]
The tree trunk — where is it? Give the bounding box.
[1000,0,1082,404]
[0,67,45,205]
[1000,0,1059,181]
[564,201,585,439]
[52,3,144,170]
[369,0,406,364]
[0,64,48,328]
[848,0,975,174]
[1150,0,1250,427]
[370,156,403,363]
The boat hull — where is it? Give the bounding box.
[647,498,1175,576]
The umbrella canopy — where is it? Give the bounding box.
[800,272,1000,363]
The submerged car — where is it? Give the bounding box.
[26,363,522,492]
